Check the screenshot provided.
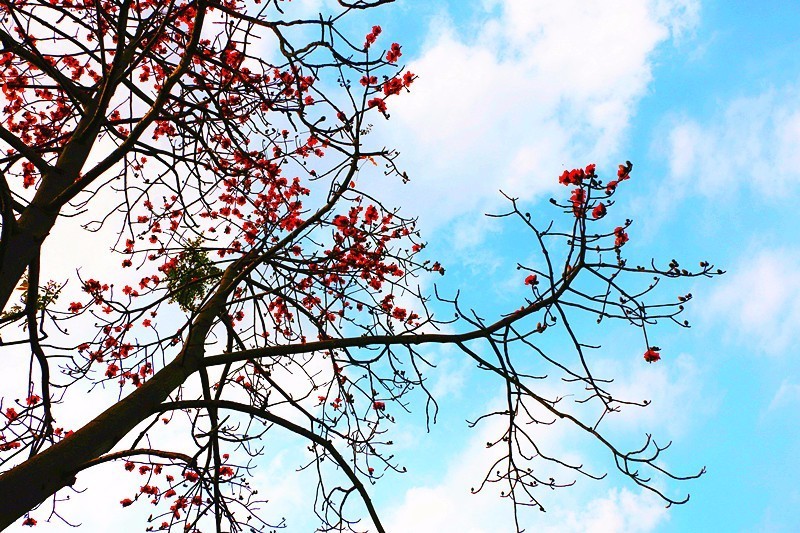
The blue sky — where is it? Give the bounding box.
[7,1,800,532]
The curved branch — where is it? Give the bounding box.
[157,399,387,533]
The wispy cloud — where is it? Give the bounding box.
[766,380,800,412]
[384,388,673,532]
[705,248,800,355]
[384,344,710,533]
[660,82,800,200]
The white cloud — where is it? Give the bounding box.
[705,248,800,355]
[662,83,800,199]
[369,0,698,235]
[767,380,800,412]
[541,488,669,533]
[591,353,713,440]
[385,390,672,533]
[384,345,710,533]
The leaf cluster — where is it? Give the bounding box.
[164,238,221,312]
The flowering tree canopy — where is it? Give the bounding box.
[0,0,721,531]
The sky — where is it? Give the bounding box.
[5,0,800,532]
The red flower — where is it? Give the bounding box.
[524,274,537,286]
[592,203,606,219]
[139,484,159,495]
[68,302,83,313]
[373,400,386,411]
[364,25,381,49]
[558,168,585,186]
[26,394,40,406]
[570,187,586,217]
[367,97,387,113]
[120,498,133,507]
[392,307,407,321]
[613,227,629,247]
[383,77,403,96]
[105,363,119,378]
[22,517,36,526]
[124,461,135,472]
[333,214,349,229]
[0,440,21,451]
[5,407,18,421]
[644,347,661,363]
[606,162,632,193]
[364,205,379,224]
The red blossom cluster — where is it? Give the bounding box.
[140,484,159,496]
[1,51,76,174]
[558,164,595,186]
[117,459,206,513]
[321,204,412,299]
[386,43,402,63]
[364,25,382,49]
[557,163,634,221]
[382,72,415,96]
[170,496,188,518]
[0,439,21,452]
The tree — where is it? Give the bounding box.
[0,0,721,530]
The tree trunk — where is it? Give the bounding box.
[0,355,197,528]
[0,206,58,312]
